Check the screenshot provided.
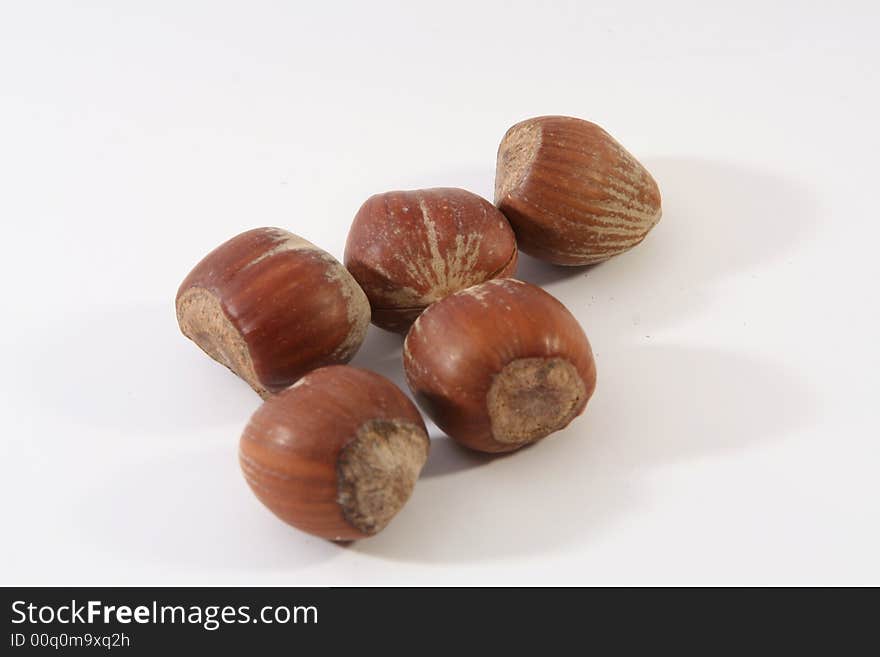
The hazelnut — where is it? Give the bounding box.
[239,366,429,540]
[176,227,369,398]
[403,278,596,453]
[344,188,518,333]
[495,115,662,265]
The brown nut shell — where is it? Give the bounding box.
[344,188,518,333]
[403,278,596,453]
[176,227,370,397]
[239,366,429,541]
[495,115,661,265]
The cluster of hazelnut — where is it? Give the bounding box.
[176,116,662,541]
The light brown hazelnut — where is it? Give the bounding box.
[176,228,369,397]
[403,278,597,453]
[495,115,661,265]
[344,188,518,332]
[239,366,429,541]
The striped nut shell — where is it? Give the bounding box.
[344,188,518,333]
[403,278,597,453]
[494,116,661,265]
[239,366,429,541]
[176,228,369,398]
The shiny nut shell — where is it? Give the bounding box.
[495,116,661,265]
[239,366,429,541]
[344,188,518,332]
[403,278,597,453]
[176,228,370,397]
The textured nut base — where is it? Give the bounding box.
[487,357,586,445]
[494,121,541,203]
[176,287,268,398]
[337,419,429,536]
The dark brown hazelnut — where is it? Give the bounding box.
[403,278,596,453]
[344,188,518,333]
[495,115,662,265]
[176,228,369,398]
[239,366,429,541]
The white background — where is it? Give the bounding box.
[2,0,878,586]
